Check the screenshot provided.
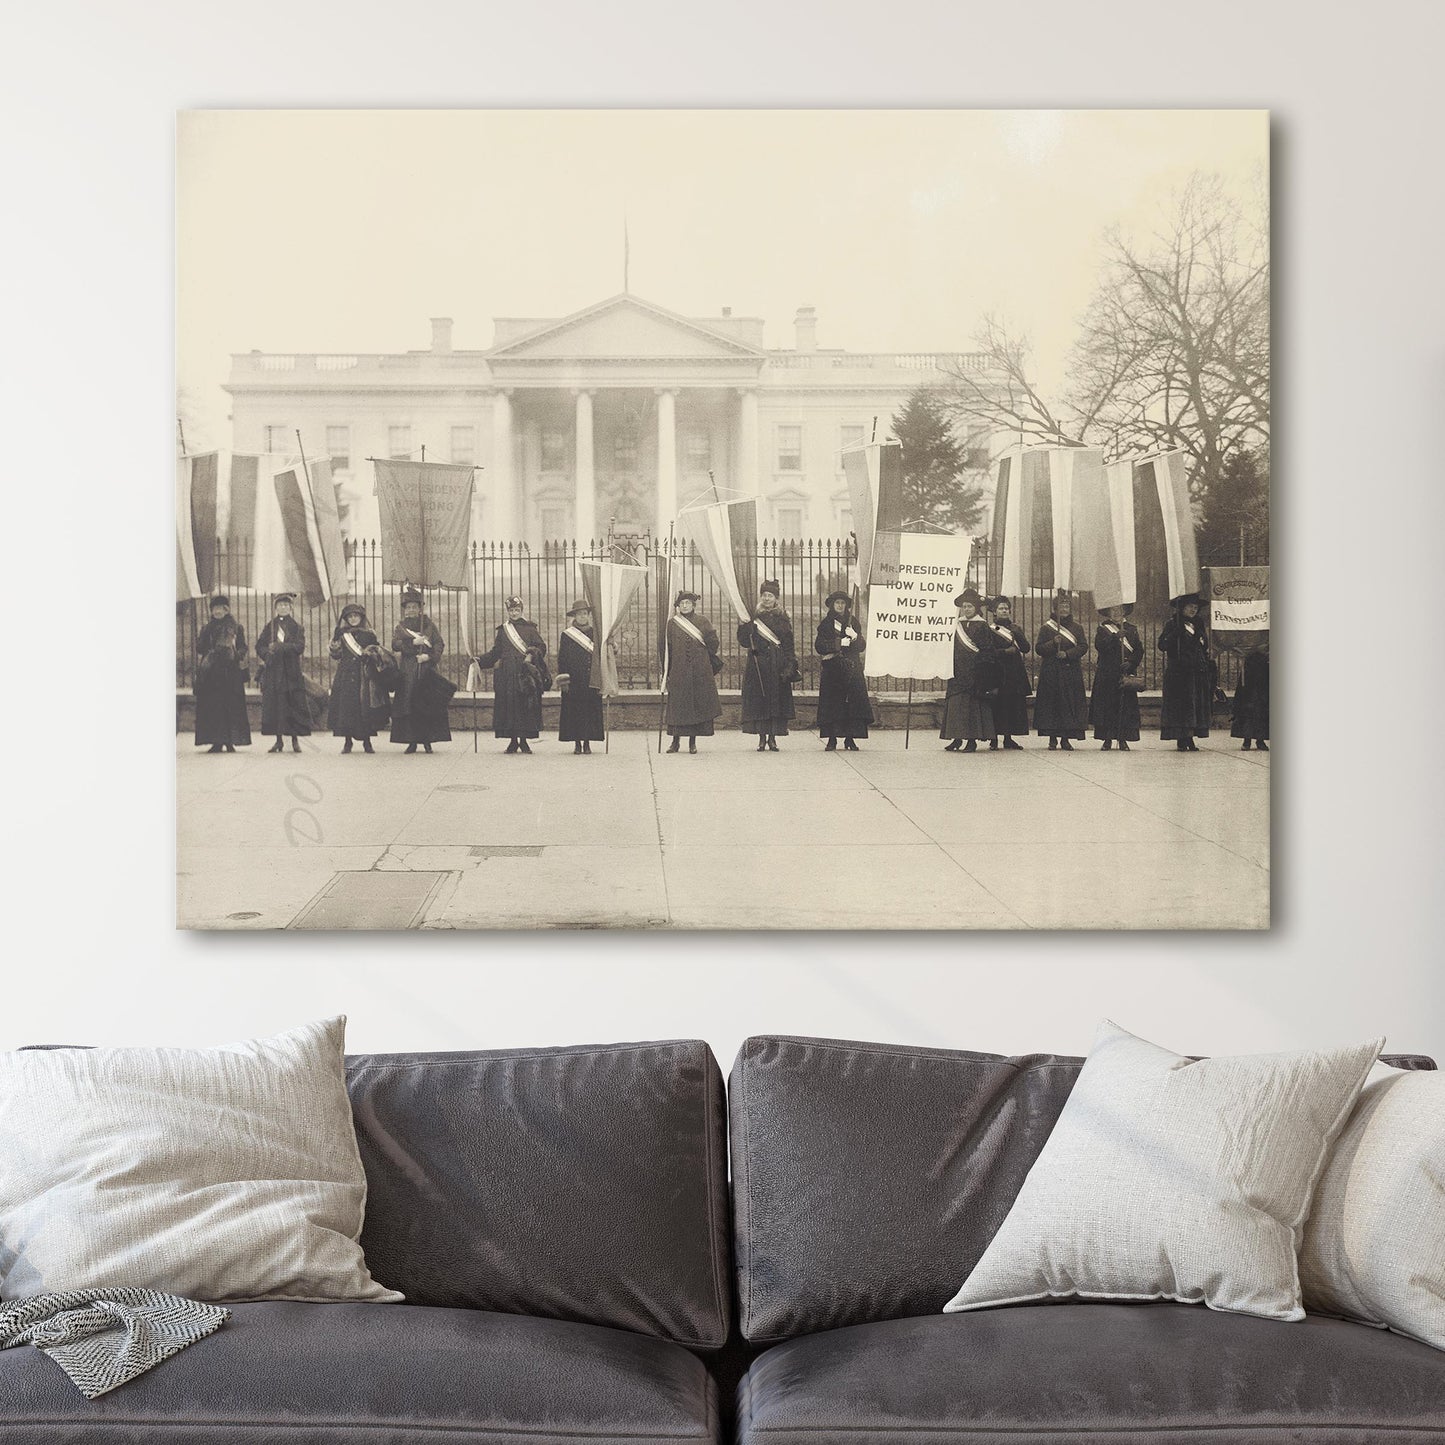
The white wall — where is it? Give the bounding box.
[8,1,1445,1068]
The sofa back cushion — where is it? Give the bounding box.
[348,1039,730,1348]
[729,1034,1435,1343]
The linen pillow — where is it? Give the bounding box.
[0,1017,401,1304]
[1299,1063,1445,1347]
[943,1020,1382,1322]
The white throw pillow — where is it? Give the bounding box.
[0,1017,402,1304]
[943,1020,1383,1322]
[1299,1062,1445,1347]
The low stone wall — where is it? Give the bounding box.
[176,688,1171,733]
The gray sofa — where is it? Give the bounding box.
[2,1034,1442,1443]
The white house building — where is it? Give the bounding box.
[224,293,1005,545]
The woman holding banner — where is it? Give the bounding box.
[327,603,389,754]
[664,591,723,754]
[737,580,798,753]
[556,600,605,755]
[985,596,1030,749]
[1089,604,1143,751]
[941,588,998,754]
[815,591,872,750]
[474,595,551,755]
[1158,592,1212,751]
[1033,589,1089,751]
[390,588,453,755]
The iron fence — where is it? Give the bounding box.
[177,537,1242,695]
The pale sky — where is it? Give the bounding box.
[177,109,1266,449]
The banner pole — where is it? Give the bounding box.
[658,519,676,753]
[905,678,913,750]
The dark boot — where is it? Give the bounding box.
[224,743,236,753]
[1118,740,1130,752]
[1060,738,1074,752]
[1175,738,1188,751]
[1101,739,1112,750]
[688,737,697,754]
[342,738,353,754]
[843,737,859,751]
[1241,739,1252,750]
[505,739,519,754]
[1002,736,1022,750]
[766,735,779,752]
[582,740,592,754]
[1257,740,1268,751]
[518,739,532,754]
[988,738,998,750]
[962,739,977,753]
[423,742,433,753]
[1048,736,1058,750]
[406,743,418,754]
[666,737,680,753]
[574,741,584,754]
[268,739,284,753]
[362,738,374,754]
[945,739,963,752]
[757,737,768,752]
[1185,738,1200,752]
[290,736,301,753]
[825,736,837,750]
[206,744,223,754]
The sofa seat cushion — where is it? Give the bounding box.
[736,1304,1445,1444]
[0,1301,719,1444]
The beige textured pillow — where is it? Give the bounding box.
[1299,1063,1445,1347]
[944,1020,1382,1322]
[0,1017,401,1304]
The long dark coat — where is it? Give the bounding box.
[815,611,873,739]
[1158,614,1212,739]
[391,617,452,744]
[940,618,998,742]
[475,619,550,739]
[256,616,311,737]
[737,611,798,735]
[664,613,723,736]
[1033,615,1089,738]
[194,616,251,747]
[987,619,1031,737]
[1090,621,1143,742]
[327,619,390,739]
[557,625,605,742]
[1231,646,1270,741]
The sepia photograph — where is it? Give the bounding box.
[176,108,1270,930]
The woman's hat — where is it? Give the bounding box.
[401,587,424,606]
[1171,591,1202,608]
[954,586,982,608]
[1121,602,1135,617]
[674,589,700,606]
[986,594,1011,611]
[759,578,781,598]
[1054,587,1073,602]
[566,599,591,617]
[272,591,296,605]
[505,594,525,610]
[209,594,230,609]
[340,602,365,619]
[824,590,851,607]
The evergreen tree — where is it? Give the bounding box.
[1198,447,1269,566]
[890,388,987,533]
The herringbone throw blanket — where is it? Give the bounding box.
[0,1289,230,1397]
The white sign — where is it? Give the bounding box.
[1211,598,1270,630]
[863,532,974,681]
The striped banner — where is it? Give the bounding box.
[842,440,903,589]
[176,458,203,602]
[987,447,1105,597]
[676,496,759,623]
[187,453,220,595]
[577,560,649,696]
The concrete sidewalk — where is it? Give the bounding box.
[176,729,1269,931]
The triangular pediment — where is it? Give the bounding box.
[489,295,763,361]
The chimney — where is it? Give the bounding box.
[795,305,818,353]
[430,317,454,354]
[721,306,732,317]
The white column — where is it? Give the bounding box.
[574,388,595,544]
[737,388,760,492]
[490,389,514,539]
[656,388,677,527]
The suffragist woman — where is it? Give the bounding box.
[474,595,550,754]
[327,602,389,754]
[256,592,310,753]
[194,594,251,753]
[1033,589,1089,750]
[1158,591,1212,751]
[815,590,872,750]
[664,590,723,753]
[556,599,605,754]
[1089,604,1143,750]
[985,595,1030,749]
[737,579,798,752]
[1231,636,1270,751]
[940,587,998,753]
[390,588,452,754]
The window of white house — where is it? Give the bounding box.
[776,507,804,539]
[777,426,803,472]
[540,505,568,541]
[840,424,865,453]
[684,429,711,472]
[325,425,350,470]
[964,426,990,470]
[451,426,476,464]
[388,425,412,459]
[541,428,568,472]
[838,507,853,535]
[613,429,639,473]
[264,424,290,454]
